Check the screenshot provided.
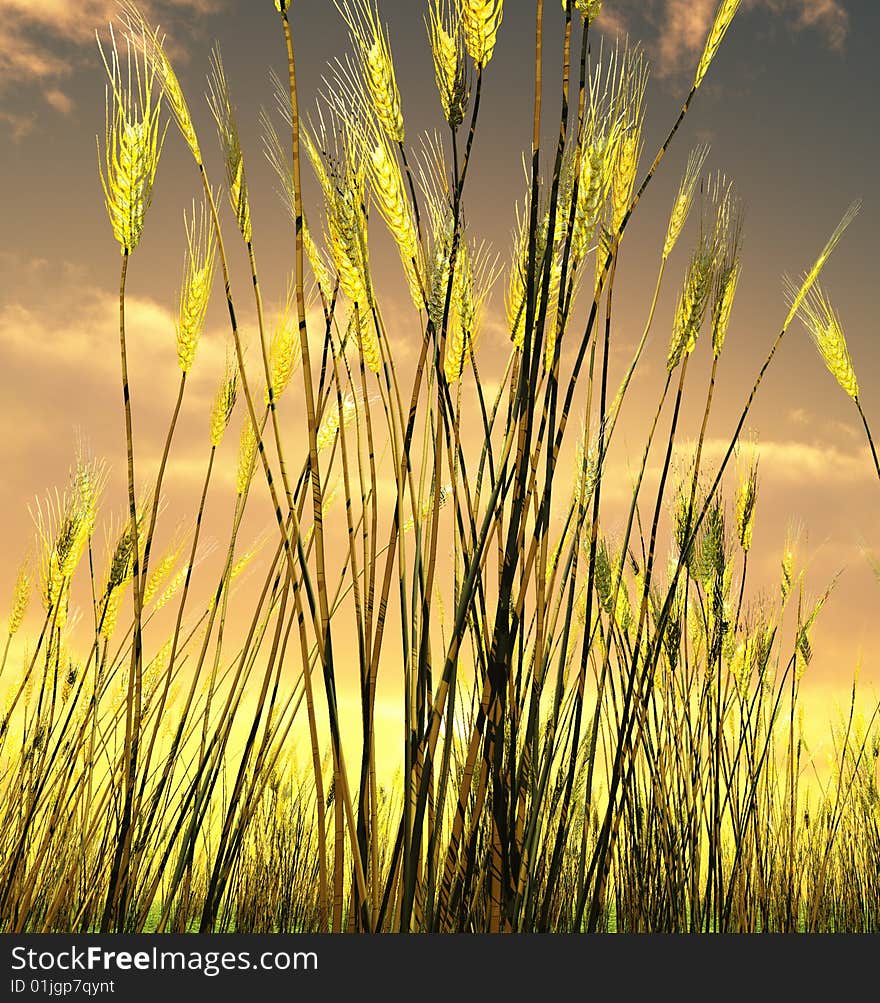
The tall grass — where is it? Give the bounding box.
[0,0,878,933]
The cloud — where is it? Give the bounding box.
[0,108,35,141]
[0,258,249,547]
[588,435,873,525]
[0,252,336,492]
[0,0,215,46]
[675,437,873,486]
[593,6,630,38]
[597,0,849,77]
[762,0,849,50]
[657,0,719,76]
[43,88,74,115]
[0,257,231,412]
[0,285,181,392]
[0,0,217,121]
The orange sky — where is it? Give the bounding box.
[1,1,879,776]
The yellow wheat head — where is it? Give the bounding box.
[780,524,801,605]
[667,246,714,371]
[269,111,336,300]
[100,584,125,640]
[574,0,603,22]
[231,538,266,583]
[337,0,405,142]
[734,446,759,553]
[694,0,742,91]
[444,244,472,383]
[403,483,452,534]
[208,46,252,242]
[104,518,137,598]
[543,250,565,370]
[461,0,504,68]
[144,639,173,702]
[505,200,530,347]
[120,3,201,163]
[143,545,182,607]
[303,218,334,299]
[236,419,259,496]
[366,129,424,308]
[210,352,238,448]
[444,240,499,384]
[611,571,633,633]
[610,44,648,235]
[33,454,105,610]
[667,177,736,369]
[266,283,303,404]
[428,1,469,130]
[611,131,640,235]
[572,425,600,513]
[74,448,103,542]
[155,567,187,611]
[329,194,373,312]
[783,201,860,329]
[97,26,165,255]
[729,635,756,696]
[572,121,619,265]
[98,501,147,635]
[7,560,30,637]
[710,182,743,357]
[507,200,559,358]
[350,308,382,374]
[711,259,741,359]
[428,208,455,327]
[788,281,860,400]
[663,146,710,261]
[306,122,377,358]
[176,199,216,374]
[318,391,361,451]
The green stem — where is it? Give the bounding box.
[102,249,145,932]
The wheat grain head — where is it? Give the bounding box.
[336,0,405,142]
[210,351,239,448]
[663,146,709,261]
[428,0,470,130]
[784,201,860,330]
[787,281,860,400]
[266,281,303,404]
[97,25,165,255]
[208,47,252,243]
[694,0,742,91]
[7,561,30,638]
[570,1,604,23]
[119,2,201,164]
[176,198,216,374]
[734,446,759,553]
[461,0,504,68]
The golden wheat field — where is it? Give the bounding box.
[0,0,878,934]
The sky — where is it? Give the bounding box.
[1,0,879,763]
